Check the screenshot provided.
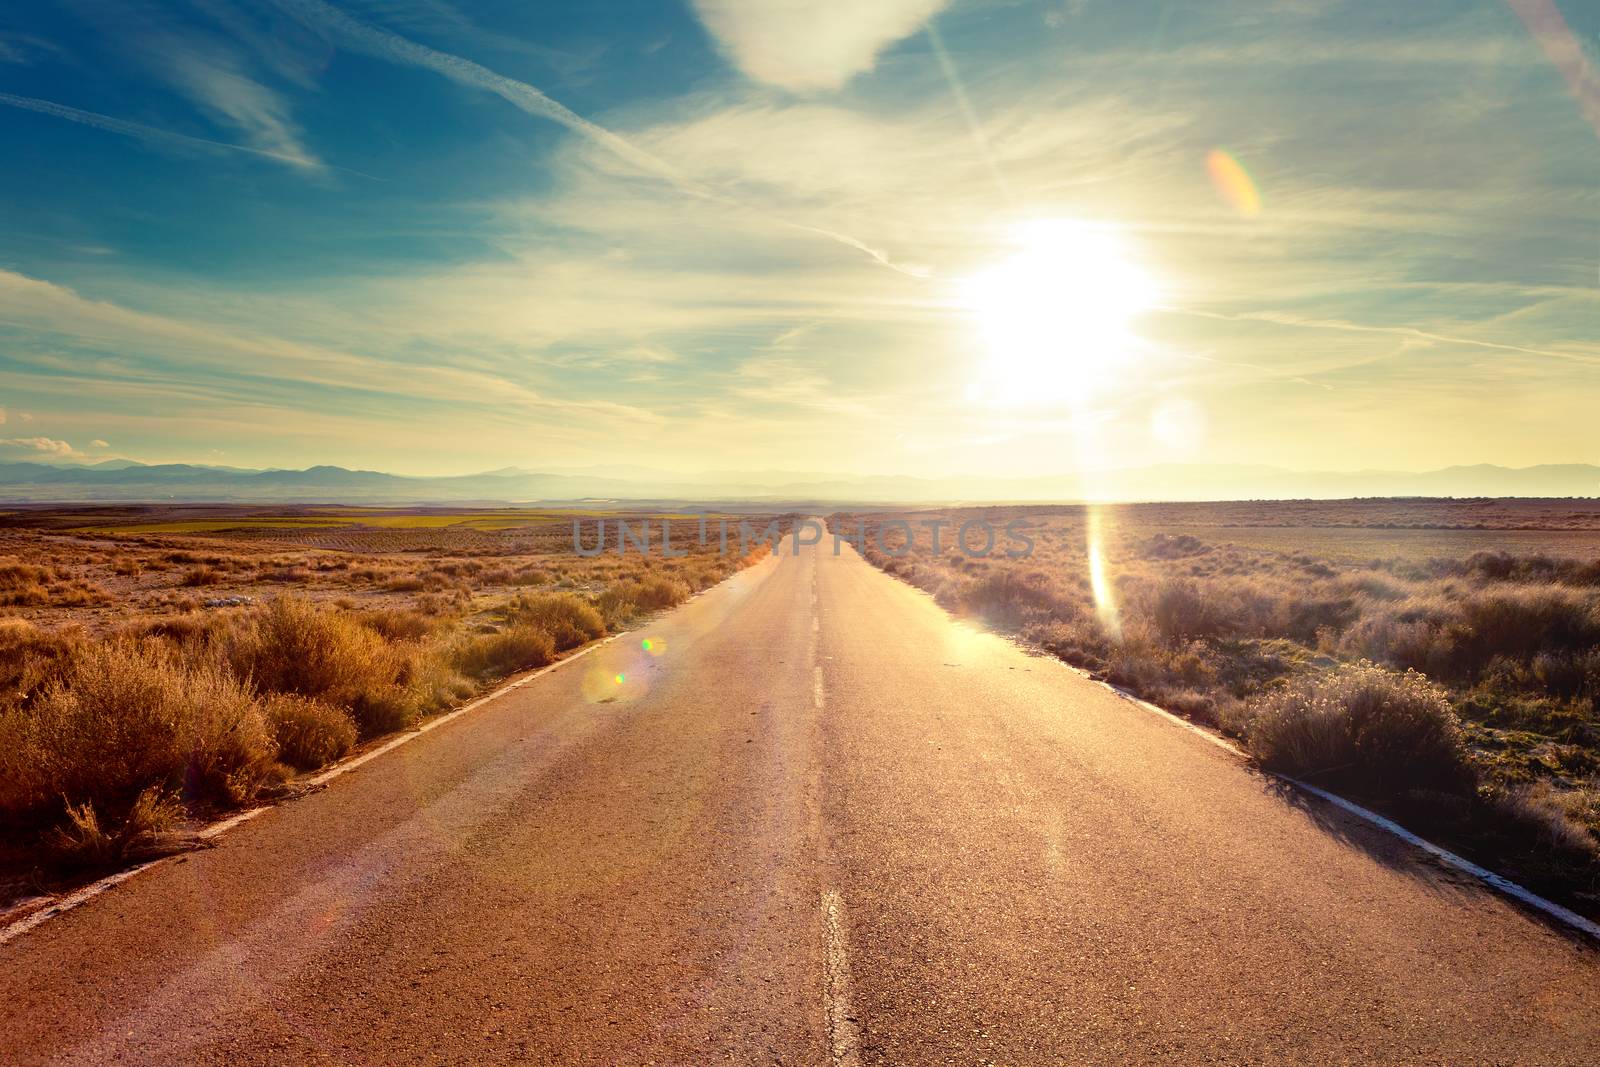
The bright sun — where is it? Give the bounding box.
[962,220,1157,406]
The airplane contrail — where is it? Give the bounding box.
[273,0,927,278]
[0,91,382,180]
[1163,305,1600,366]
[0,91,322,170]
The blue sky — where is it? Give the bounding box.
[1,0,1597,479]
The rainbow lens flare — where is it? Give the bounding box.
[1086,508,1122,641]
[1206,149,1261,217]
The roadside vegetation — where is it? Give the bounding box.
[0,508,788,892]
[832,501,1600,912]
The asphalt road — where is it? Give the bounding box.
[3,531,1598,1065]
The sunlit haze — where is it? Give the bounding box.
[2,0,1597,493]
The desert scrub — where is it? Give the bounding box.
[226,595,418,737]
[502,592,605,651]
[595,576,690,628]
[0,639,279,831]
[47,785,183,870]
[0,618,85,708]
[181,565,225,587]
[450,623,556,679]
[265,694,358,771]
[1238,662,1473,796]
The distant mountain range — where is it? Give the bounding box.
[0,459,1594,505]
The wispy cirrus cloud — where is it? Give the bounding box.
[150,39,323,170]
[1162,307,1600,368]
[0,31,62,66]
[0,90,323,171]
[271,0,924,274]
[690,0,952,91]
[0,268,654,426]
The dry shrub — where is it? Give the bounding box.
[450,623,555,678]
[414,591,466,616]
[47,785,182,870]
[260,565,313,583]
[595,576,689,627]
[1243,661,1472,796]
[0,562,61,588]
[504,592,605,650]
[55,580,111,606]
[1486,782,1598,858]
[0,640,278,829]
[265,694,357,770]
[962,568,1070,626]
[1447,586,1600,670]
[118,611,230,649]
[1151,580,1233,639]
[227,595,415,737]
[182,565,225,587]
[357,607,435,642]
[0,619,85,708]
[405,656,476,715]
[383,575,426,593]
[0,581,50,606]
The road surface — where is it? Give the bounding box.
[3,531,1598,1065]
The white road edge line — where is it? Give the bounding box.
[1070,666,1600,942]
[0,632,623,948]
[822,888,861,1066]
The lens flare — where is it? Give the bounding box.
[1505,0,1600,144]
[1086,509,1121,641]
[582,657,650,703]
[1206,148,1261,217]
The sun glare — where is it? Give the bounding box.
[963,220,1157,406]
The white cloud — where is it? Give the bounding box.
[0,437,80,457]
[690,0,952,90]
[153,42,322,170]
[274,0,918,273]
[90,439,110,449]
[0,268,657,426]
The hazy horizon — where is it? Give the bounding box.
[2,452,1598,506]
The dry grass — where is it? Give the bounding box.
[0,640,280,830]
[265,694,357,771]
[0,507,788,886]
[1241,662,1473,795]
[450,624,557,679]
[46,786,182,870]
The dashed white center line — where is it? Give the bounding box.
[822,889,860,1066]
